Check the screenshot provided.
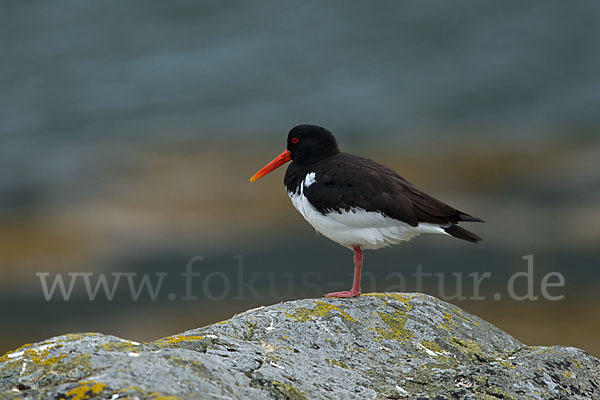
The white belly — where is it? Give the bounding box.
[288,181,447,250]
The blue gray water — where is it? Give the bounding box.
[2,0,599,207]
[2,0,599,145]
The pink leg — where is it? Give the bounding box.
[325,246,363,298]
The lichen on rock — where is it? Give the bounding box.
[1,293,599,399]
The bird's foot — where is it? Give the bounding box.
[324,290,360,298]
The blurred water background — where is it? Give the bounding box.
[1,0,599,356]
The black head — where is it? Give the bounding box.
[249,124,340,183]
[287,124,340,165]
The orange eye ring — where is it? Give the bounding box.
[291,137,299,144]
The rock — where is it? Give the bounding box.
[1,293,599,399]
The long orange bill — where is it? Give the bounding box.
[250,150,292,182]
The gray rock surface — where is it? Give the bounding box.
[1,293,599,399]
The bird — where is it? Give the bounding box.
[250,124,483,298]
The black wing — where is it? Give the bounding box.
[303,154,483,240]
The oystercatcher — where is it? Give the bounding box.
[250,125,483,298]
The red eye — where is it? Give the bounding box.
[291,137,299,144]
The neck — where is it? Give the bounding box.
[294,147,339,167]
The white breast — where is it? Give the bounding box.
[288,173,447,250]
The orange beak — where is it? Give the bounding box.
[250,150,292,182]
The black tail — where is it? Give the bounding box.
[457,212,485,223]
[444,224,482,243]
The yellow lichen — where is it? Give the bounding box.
[443,312,457,327]
[120,385,147,393]
[471,375,519,400]
[53,353,93,376]
[244,321,258,340]
[13,345,68,367]
[449,337,493,362]
[363,293,414,307]
[325,358,351,369]
[421,340,445,353]
[563,370,573,379]
[271,381,308,400]
[99,341,139,352]
[61,333,98,342]
[285,301,355,323]
[148,394,184,400]
[153,335,205,346]
[364,294,414,342]
[115,388,184,400]
[369,311,414,341]
[498,360,516,369]
[62,381,106,400]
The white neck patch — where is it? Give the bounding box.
[304,172,317,188]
